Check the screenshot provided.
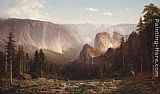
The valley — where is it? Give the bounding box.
[0,2,160,94]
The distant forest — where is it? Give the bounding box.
[0,3,160,81]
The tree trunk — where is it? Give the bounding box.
[10,56,12,84]
[41,70,42,78]
[123,56,125,66]
[5,52,8,72]
[140,56,143,75]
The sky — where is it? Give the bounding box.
[0,0,159,24]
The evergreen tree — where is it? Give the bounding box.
[137,17,144,75]
[5,31,16,83]
[25,53,30,73]
[39,49,45,77]
[141,3,160,77]
[127,32,140,73]
[119,37,125,66]
[18,45,24,74]
[136,17,144,31]
[31,49,46,78]
[143,3,160,25]
[6,32,16,56]
[0,52,5,76]
[31,50,40,78]
[34,50,39,64]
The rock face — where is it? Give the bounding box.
[71,24,136,46]
[0,18,85,53]
[0,18,135,63]
[94,32,124,52]
[79,44,101,63]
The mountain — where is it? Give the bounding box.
[0,18,85,54]
[70,24,112,39]
[0,19,136,53]
[79,44,101,63]
[43,49,78,64]
[71,24,136,39]
[94,31,124,52]
[0,18,136,63]
[105,24,136,35]
[72,23,136,46]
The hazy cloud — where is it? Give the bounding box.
[103,12,113,16]
[0,0,52,21]
[126,8,129,10]
[86,8,99,12]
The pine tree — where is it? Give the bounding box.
[143,3,160,25]
[137,17,144,32]
[142,3,160,78]
[25,53,29,72]
[127,32,140,73]
[0,52,5,76]
[137,17,144,75]
[5,31,16,84]
[34,50,39,64]
[32,50,40,77]
[39,49,45,77]
[18,45,24,74]
[120,37,125,66]
[31,49,46,78]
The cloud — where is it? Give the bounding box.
[86,8,99,12]
[103,12,113,16]
[86,7,113,17]
[126,8,129,10]
[0,0,52,21]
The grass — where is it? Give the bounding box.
[0,77,160,94]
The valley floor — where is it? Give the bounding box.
[0,77,160,94]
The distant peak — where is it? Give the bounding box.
[1,18,55,25]
[84,43,91,47]
[113,31,122,35]
[83,44,94,50]
[96,32,111,38]
[97,32,110,35]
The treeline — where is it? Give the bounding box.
[0,32,31,83]
[0,31,64,81]
[0,31,51,82]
